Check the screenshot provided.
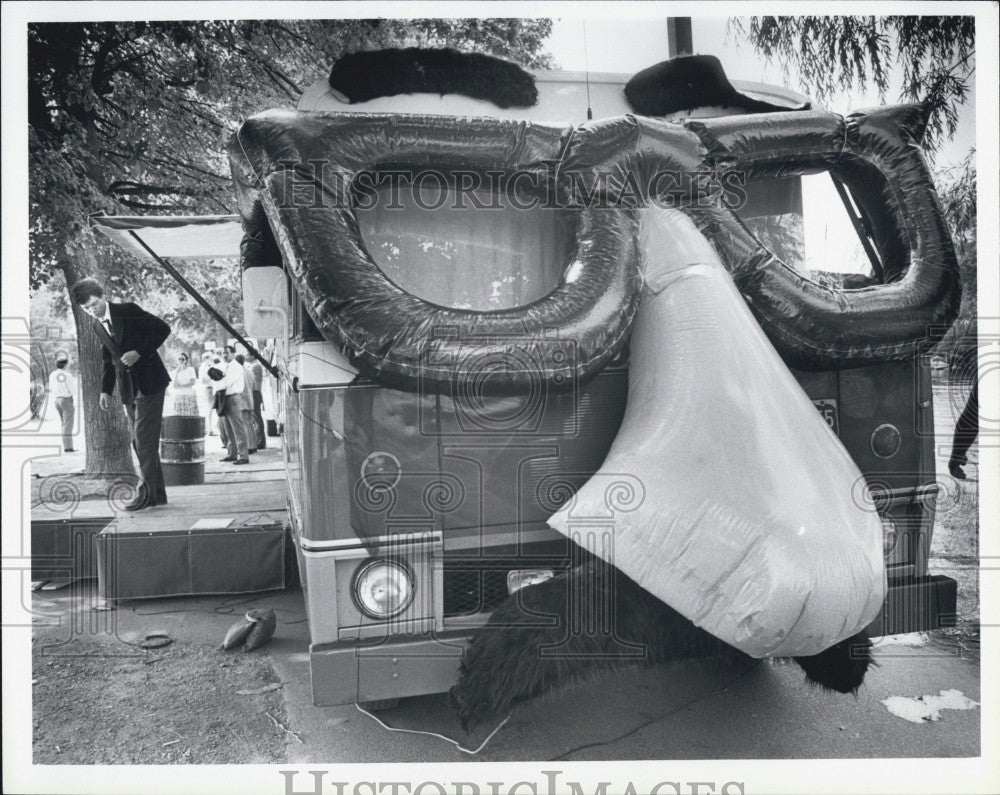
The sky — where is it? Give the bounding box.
[544,15,976,168]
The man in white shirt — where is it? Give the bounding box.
[214,345,250,464]
[47,352,77,452]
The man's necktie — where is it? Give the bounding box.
[103,318,113,337]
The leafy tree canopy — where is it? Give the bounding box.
[731,16,975,154]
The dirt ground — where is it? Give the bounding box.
[32,634,288,765]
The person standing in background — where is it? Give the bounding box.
[197,351,216,433]
[246,353,267,450]
[212,347,229,449]
[949,344,979,480]
[259,341,280,438]
[47,351,77,453]
[213,345,249,465]
[949,381,979,480]
[169,351,199,415]
[236,353,259,453]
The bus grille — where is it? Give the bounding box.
[443,568,513,616]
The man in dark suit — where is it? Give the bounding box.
[71,277,171,511]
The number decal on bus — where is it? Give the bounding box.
[813,399,840,435]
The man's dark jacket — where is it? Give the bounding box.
[97,302,171,403]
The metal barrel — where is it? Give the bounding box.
[160,414,206,486]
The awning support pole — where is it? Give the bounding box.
[127,230,282,380]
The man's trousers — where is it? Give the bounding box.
[221,394,249,460]
[124,389,167,504]
[54,395,75,451]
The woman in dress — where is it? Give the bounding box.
[169,351,199,415]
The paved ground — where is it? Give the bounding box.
[26,579,984,764]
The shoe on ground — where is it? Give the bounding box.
[949,462,967,480]
[64,448,76,453]
[123,495,151,512]
[248,448,257,454]
[233,458,250,465]
[221,455,236,462]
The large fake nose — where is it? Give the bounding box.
[549,208,887,658]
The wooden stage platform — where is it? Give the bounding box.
[30,448,291,600]
[31,478,288,526]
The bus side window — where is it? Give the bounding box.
[740,174,881,288]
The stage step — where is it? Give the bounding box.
[31,517,111,581]
[97,517,289,601]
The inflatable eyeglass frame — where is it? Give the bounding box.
[229,103,959,393]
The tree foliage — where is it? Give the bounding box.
[742,214,805,272]
[937,148,977,249]
[937,149,978,338]
[731,16,975,154]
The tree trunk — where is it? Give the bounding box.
[60,253,137,480]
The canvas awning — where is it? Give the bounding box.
[89,214,243,260]
[88,213,281,380]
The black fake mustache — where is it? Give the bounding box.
[450,560,873,732]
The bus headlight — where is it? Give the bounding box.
[352,559,414,620]
[871,423,901,459]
